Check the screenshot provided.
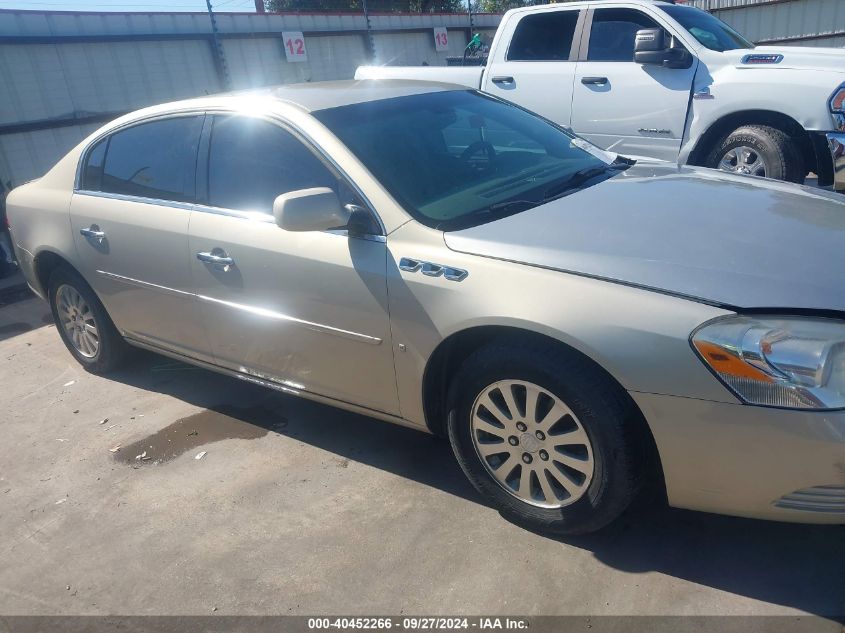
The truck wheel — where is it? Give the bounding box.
[446,341,644,535]
[48,265,129,374]
[706,124,805,184]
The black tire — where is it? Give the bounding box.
[48,265,128,374]
[447,341,645,536]
[705,124,805,184]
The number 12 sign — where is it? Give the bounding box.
[433,27,449,52]
[282,31,308,62]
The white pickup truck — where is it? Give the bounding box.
[357,0,845,191]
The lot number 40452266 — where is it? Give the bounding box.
[282,31,308,62]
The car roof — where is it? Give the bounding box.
[265,79,465,112]
[160,79,465,115]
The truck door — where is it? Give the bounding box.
[570,7,697,161]
[482,7,585,126]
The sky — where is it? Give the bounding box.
[0,0,263,12]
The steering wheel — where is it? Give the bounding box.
[460,141,497,168]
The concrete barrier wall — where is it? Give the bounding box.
[0,9,502,186]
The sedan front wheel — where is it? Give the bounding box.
[447,341,645,535]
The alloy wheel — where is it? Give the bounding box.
[56,284,99,358]
[470,380,595,509]
[718,146,768,177]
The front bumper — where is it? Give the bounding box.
[828,132,845,191]
[632,392,845,524]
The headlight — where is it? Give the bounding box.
[692,316,845,410]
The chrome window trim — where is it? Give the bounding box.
[73,109,208,194]
[74,189,195,212]
[72,106,388,237]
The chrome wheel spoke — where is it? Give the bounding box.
[471,379,594,509]
[476,439,510,458]
[476,393,513,428]
[553,452,592,475]
[498,383,520,422]
[547,463,582,496]
[524,383,541,425]
[550,426,589,448]
[538,469,559,504]
[517,465,533,498]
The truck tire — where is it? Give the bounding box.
[446,340,644,535]
[706,124,805,184]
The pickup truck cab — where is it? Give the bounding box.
[357,0,845,191]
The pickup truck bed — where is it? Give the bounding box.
[356,65,483,90]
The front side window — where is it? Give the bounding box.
[97,116,203,202]
[587,8,659,62]
[314,90,625,231]
[659,5,753,52]
[507,11,580,61]
[205,115,337,214]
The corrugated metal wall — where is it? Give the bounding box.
[0,9,502,187]
[688,0,845,47]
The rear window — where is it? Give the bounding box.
[90,116,203,203]
[507,11,580,61]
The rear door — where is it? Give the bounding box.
[482,7,585,126]
[570,6,697,160]
[70,114,210,360]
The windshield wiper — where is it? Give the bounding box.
[439,159,634,230]
[543,160,631,201]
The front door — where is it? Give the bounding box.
[571,7,697,161]
[189,114,399,415]
[70,114,210,360]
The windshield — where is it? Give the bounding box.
[314,90,626,231]
[660,5,754,52]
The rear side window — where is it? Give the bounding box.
[507,11,580,61]
[205,115,337,213]
[96,116,203,202]
[587,8,659,62]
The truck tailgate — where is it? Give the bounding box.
[355,65,483,89]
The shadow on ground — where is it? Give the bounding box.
[101,349,845,618]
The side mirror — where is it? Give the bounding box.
[634,28,692,69]
[272,187,350,232]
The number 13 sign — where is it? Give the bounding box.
[433,27,449,52]
[282,31,308,62]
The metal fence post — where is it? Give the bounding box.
[206,0,232,91]
[362,0,377,61]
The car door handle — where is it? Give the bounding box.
[491,76,514,85]
[581,76,609,85]
[79,226,106,242]
[196,251,235,271]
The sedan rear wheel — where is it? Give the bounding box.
[49,266,129,374]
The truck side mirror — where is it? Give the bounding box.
[634,28,693,69]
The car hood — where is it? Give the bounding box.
[444,162,845,312]
[729,46,845,74]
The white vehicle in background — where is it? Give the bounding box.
[357,0,845,191]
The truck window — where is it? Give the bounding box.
[507,11,580,61]
[587,8,659,62]
[659,5,753,52]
